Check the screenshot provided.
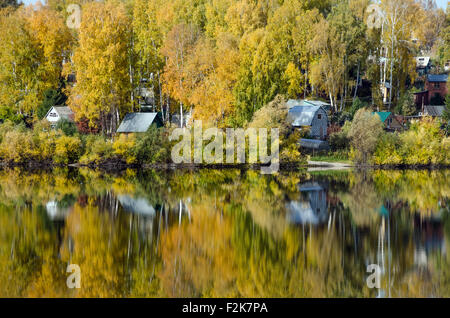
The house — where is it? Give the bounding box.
[423,105,445,117]
[288,104,329,139]
[416,56,431,76]
[45,106,75,127]
[116,112,163,134]
[425,74,448,105]
[287,99,332,112]
[373,112,404,131]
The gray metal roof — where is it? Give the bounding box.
[117,113,159,133]
[287,99,331,109]
[288,105,323,126]
[424,105,445,117]
[427,74,448,82]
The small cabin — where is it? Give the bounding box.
[373,112,404,131]
[288,105,329,139]
[45,106,75,127]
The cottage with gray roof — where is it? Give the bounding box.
[288,104,329,139]
[45,106,74,126]
[117,112,163,134]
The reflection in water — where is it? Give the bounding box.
[0,168,448,298]
[287,182,328,225]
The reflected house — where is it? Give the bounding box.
[46,200,73,221]
[118,195,156,217]
[286,182,328,225]
[413,215,446,268]
[118,195,157,237]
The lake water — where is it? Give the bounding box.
[0,168,448,298]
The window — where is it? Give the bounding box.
[434,82,440,89]
[318,114,322,120]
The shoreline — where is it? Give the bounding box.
[1,160,449,171]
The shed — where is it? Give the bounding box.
[288,105,329,139]
[117,112,163,133]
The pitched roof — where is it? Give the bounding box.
[46,106,74,121]
[288,106,324,126]
[373,112,391,123]
[427,74,448,82]
[424,105,445,117]
[117,113,160,133]
[287,99,331,110]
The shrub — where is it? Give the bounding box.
[134,127,170,164]
[113,134,137,164]
[56,118,78,136]
[54,135,82,164]
[399,118,444,165]
[79,135,114,164]
[373,132,402,165]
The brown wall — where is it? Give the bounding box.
[425,80,447,104]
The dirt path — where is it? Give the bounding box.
[307,161,353,171]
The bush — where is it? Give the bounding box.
[56,118,78,136]
[113,134,137,164]
[79,135,114,165]
[54,135,82,164]
[329,122,351,151]
[372,117,449,166]
[134,127,170,164]
[373,132,402,165]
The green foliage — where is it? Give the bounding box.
[395,89,416,116]
[55,118,77,136]
[134,127,170,164]
[443,95,450,122]
[329,122,351,151]
[36,89,67,120]
[350,97,366,117]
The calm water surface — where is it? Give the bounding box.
[0,168,449,297]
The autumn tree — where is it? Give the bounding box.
[0,5,72,122]
[348,108,384,164]
[161,23,199,127]
[69,1,132,135]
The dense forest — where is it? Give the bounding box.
[0,0,448,133]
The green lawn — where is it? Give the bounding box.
[309,155,352,164]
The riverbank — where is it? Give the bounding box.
[2,159,450,173]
